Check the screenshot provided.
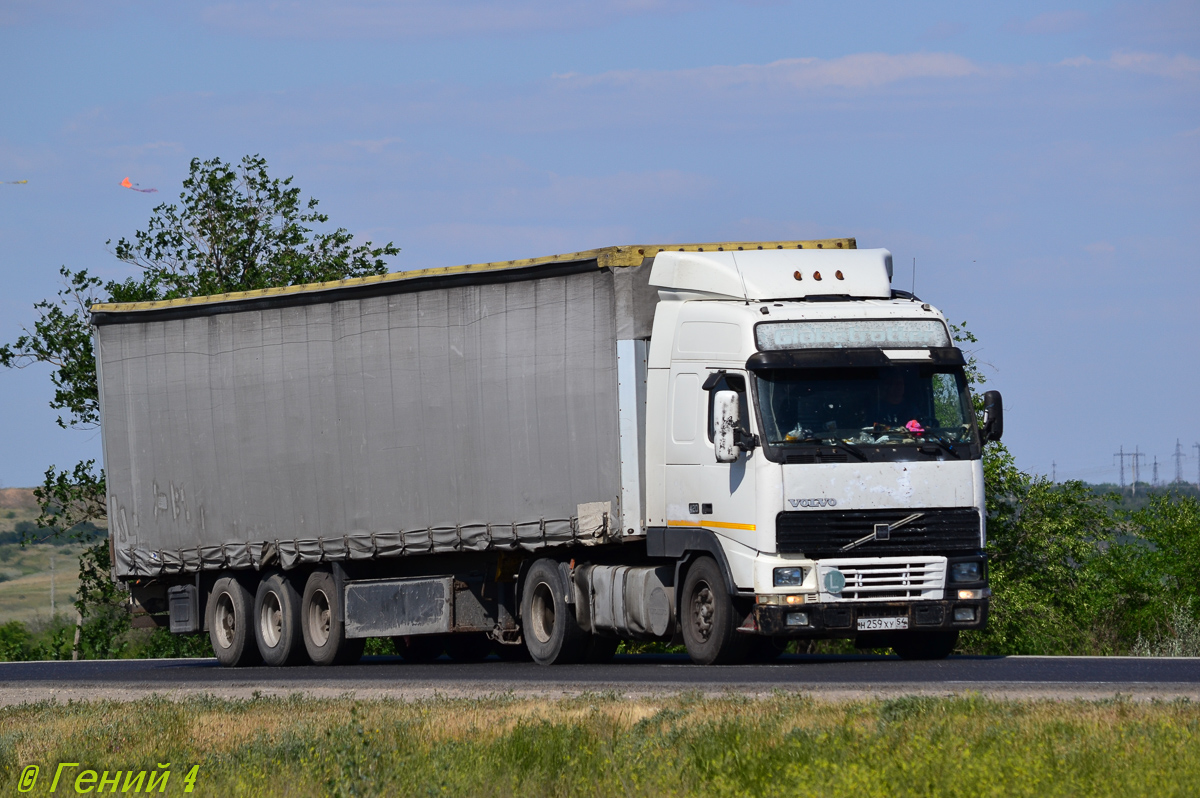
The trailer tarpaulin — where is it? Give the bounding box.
[98,270,624,577]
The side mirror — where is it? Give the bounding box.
[981,390,1003,443]
[714,390,740,463]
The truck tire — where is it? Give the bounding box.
[254,572,308,666]
[206,576,262,667]
[301,570,364,666]
[520,558,587,665]
[892,631,958,661]
[680,556,750,665]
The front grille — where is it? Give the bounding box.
[818,558,946,602]
[776,507,981,558]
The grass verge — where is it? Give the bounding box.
[1,692,1197,796]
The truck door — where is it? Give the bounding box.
[665,366,757,553]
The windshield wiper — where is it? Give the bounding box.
[919,437,961,459]
[796,438,869,462]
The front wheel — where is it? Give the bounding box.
[680,557,750,665]
[892,631,958,661]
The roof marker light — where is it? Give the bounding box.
[813,271,822,281]
[793,271,803,281]
[835,270,844,280]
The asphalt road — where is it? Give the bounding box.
[1,654,1198,693]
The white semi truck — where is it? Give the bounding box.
[92,237,1000,666]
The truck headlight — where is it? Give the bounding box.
[950,562,981,582]
[773,567,805,587]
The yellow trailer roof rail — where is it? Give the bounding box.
[90,237,856,315]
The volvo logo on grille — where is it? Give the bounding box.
[789,498,837,508]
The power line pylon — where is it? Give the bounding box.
[1130,446,1146,497]
[1114,445,1127,489]
[1174,439,1186,484]
[1152,456,1160,487]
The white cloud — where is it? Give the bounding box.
[557,52,983,93]
[1110,50,1200,78]
[1060,50,1200,78]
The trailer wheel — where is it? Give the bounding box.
[680,556,750,665]
[206,576,262,667]
[301,570,364,666]
[254,572,308,666]
[892,631,958,661]
[520,558,587,665]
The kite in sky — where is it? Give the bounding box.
[120,177,158,193]
[1,180,27,184]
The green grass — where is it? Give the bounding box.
[1,693,1197,796]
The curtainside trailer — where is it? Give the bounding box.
[92,238,1002,666]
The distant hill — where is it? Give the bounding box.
[0,488,37,511]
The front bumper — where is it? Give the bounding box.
[752,598,989,637]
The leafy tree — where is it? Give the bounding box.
[951,322,1124,654]
[0,155,398,656]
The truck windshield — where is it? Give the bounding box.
[754,365,976,448]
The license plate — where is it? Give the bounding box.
[857,616,909,631]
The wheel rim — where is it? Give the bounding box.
[214,592,236,650]
[691,581,715,642]
[307,589,331,648]
[260,591,283,648]
[530,581,555,644]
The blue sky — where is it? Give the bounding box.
[1,1,1197,488]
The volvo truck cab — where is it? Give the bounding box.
[643,246,997,662]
